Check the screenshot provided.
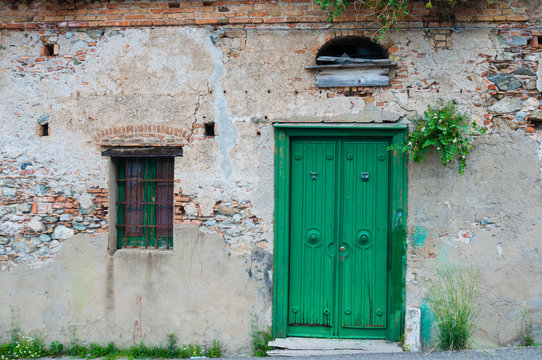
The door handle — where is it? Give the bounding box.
[340,246,345,252]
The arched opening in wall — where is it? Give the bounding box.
[316,36,387,64]
[306,36,396,88]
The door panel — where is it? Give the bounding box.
[339,141,388,335]
[288,140,336,335]
[287,138,389,339]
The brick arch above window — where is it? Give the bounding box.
[94,125,192,147]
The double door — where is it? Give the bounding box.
[287,138,389,338]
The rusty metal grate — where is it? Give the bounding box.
[116,157,174,249]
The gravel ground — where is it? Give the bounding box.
[228,347,542,360]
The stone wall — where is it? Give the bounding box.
[1,0,542,353]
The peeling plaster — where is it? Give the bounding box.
[204,30,238,180]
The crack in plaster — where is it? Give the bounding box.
[204,31,238,180]
[536,137,542,180]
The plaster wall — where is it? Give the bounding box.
[0,25,541,352]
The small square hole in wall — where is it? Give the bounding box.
[168,1,180,8]
[204,122,216,137]
[40,43,58,57]
[531,35,542,48]
[37,123,49,137]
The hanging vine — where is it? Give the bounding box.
[391,100,486,175]
[315,0,469,37]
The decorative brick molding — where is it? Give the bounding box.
[94,125,192,146]
[0,0,531,31]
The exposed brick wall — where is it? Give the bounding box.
[174,189,267,253]
[0,155,108,271]
[0,0,532,30]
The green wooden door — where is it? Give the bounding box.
[288,139,337,337]
[339,141,388,338]
[287,138,389,338]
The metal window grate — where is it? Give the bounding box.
[116,157,174,249]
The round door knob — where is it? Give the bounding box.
[356,230,372,247]
[305,228,321,246]
[340,246,345,252]
[323,308,330,315]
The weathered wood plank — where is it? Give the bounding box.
[306,62,397,69]
[316,56,393,65]
[315,67,390,87]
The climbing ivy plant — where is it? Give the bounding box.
[316,0,468,37]
[394,100,485,175]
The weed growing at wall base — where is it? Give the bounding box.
[206,340,223,358]
[251,325,273,357]
[0,333,221,359]
[519,310,539,347]
[0,333,47,360]
[250,310,274,357]
[428,265,480,350]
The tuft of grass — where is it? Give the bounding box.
[206,340,222,358]
[1,332,47,359]
[48,341,63,357]
[66,343,88,357]
[0,330,213,360]
[520,310,538,347]
[428,265,479,350]
[251,325,273,357]
[178,344,203,358]
[1,343,15,360]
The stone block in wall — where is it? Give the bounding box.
[404,308,421,352]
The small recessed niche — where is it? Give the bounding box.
[40,43,57,57]
[168,1,180,8]
[204,122,216,137]
[38,123,49,137]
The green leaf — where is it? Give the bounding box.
[401,99,485,175]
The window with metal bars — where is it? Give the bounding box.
[116,157,174,249]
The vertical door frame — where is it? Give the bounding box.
[273,124,408,341]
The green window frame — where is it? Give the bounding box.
[116,157,174,249]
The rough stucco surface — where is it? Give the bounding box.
[0,23,541,352]
[407,126,542,345]
[0,228,267,354]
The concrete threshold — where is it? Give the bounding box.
[267,337,403,356]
